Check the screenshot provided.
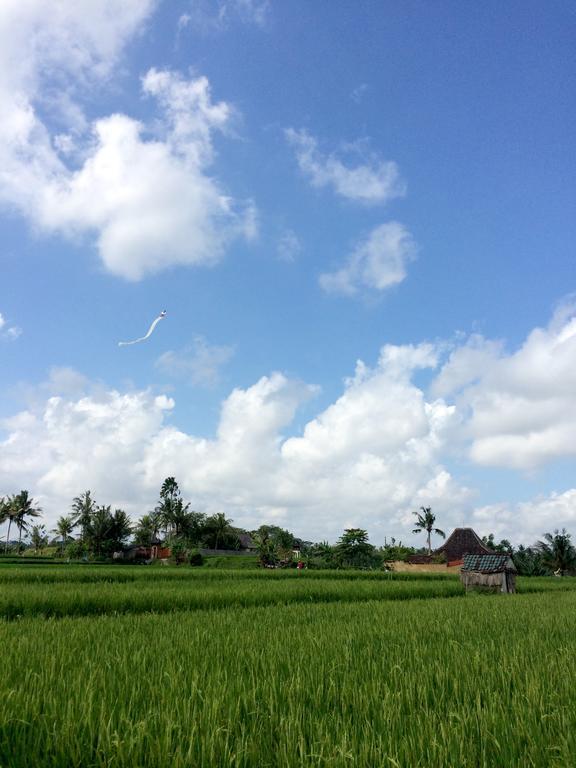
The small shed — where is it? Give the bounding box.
[460,553,517,594]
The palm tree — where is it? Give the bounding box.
[110,509,132,548]
[133,512,162,547]
[1,496,17,554]
[156,477,185,539]
[203,512,236,551]
[412,506,445,556]
[536,529,576,576]
[11,491,42,552]
[30,524,48,554]
[86,505,114,557]
[52,515,75,555]
[71,490,95,543]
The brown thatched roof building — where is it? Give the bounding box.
[434,527,492,562]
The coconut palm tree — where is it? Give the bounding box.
[11,491,42,552]
[156,477,187,539]
[110,509,132,548]
[203,512,237,551]
[71,490,95,543]
[1,496,16,554]
[133,512,162,547]
[536,529,576,576]
[52,515,75,555]
[412,506,445,556]
[30,524,48,554]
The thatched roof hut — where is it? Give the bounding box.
[460,553,517,594]
[434,528,492,562]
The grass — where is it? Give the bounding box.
[0,569,465,619]
[1,565,575,766]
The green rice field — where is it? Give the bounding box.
[1,565,575,767]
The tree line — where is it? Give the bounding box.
[1,486,575,575]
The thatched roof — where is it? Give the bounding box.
[434,528,492,561]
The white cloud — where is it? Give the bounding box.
[433,301,576,469]
[156,336,234,387]
[0,350,467,543]
[0,3,256,280]
[286,128,405,205]
[351,83,369,104]
[276,229,302,263]
[0,312,22,341]
[0,386,174,521]
[4,308,576,542]
[472,489,576,546]
[319,222,417,296]
[219,0,270,27]
[181,0,270,32]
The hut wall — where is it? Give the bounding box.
[461,571,516,593]
[504,571,516,593]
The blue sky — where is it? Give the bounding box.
[1,0,575,545]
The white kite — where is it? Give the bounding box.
[118,311,167,346]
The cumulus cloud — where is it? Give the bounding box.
[472,489,576,546]
[319,222,417,296]
[286,128,405,205]
[0,386,174,520]
[4,307,576,542]
[433,301,576,469]
[0,2,256,280]
[156,336,234,387]
[0,348,467,542]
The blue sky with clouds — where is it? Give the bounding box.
[1,0,575,545]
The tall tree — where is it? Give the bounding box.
[309,541,338,569]
[253,525,295,566]
[110,509,132,548]
[412,507,445,556]
[253,527,277,566]
[29,524,48,554]
[1,496,16,554]
[52,516,75,555]
[482,533,513,553]
[71,490,95,542]
[11,491,42,552]
[133,512,162,547]
[336,528,376,568]
[202,513,237,551]
[512,545,546,576]
[156,477,192,539]
[84,506,132,557]
[536,529,576,576]
[86,505,114,557]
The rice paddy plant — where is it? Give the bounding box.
[0,572,465,619]
[1,591,575,767]
[0,564,459,585]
